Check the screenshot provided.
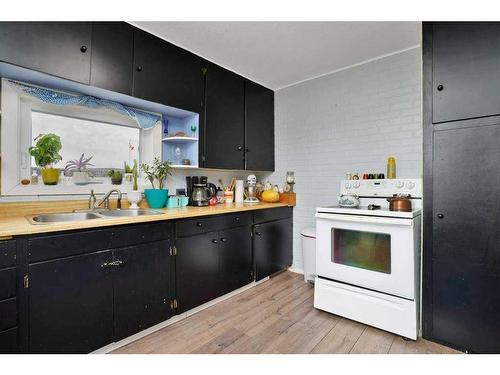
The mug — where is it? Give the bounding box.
[167,195,180,208]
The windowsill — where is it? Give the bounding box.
[3,182,151,196]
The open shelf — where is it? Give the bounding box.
[161,113,199,168]
[162,136,198,142]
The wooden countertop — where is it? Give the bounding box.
[0,202,290,238]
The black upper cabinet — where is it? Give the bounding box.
[253,218,293,281]
[113,240,172,341]
[90,22,134,95]
[245,81,275,171]
[28,251,114,354]
[204,63,245,170]
[133,29,204,113]
[433,22,500,123]
[0,22,92,84]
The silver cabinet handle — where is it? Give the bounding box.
[101,260,124,268]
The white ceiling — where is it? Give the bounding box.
[132,22,421,90]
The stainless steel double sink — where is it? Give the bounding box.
[28,209,163,224]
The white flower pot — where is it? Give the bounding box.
[127,190,142,209]
[72,171,90,185]
[124,173,134,185]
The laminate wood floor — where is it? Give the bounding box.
[112,271,459,354]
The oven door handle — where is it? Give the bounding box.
[315,212,414,227]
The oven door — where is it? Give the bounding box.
[315,212,417,300]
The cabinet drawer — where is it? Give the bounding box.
[220,212,253,229]
[0,268,15,300]
[176,216,226,237]
[0,298,16,331]
[253,207,292,224]
[111,221,172,248]
[0,240,16,268]
[0,327,17,353]
[28,227,115,262]
[28,222,172,262]
[176,213,253,237]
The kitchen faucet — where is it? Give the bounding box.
[89,189,122,210]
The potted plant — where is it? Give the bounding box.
[64,153,93,185]
[141,157,172,209]
[107,170,123,185]
[127,159,142,209]
[123,161,134,185]
[29,133,62,185]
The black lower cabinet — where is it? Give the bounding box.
[253,218,293,281]
[0,327,17,353]
[219,226,253,295]
[28,250,114,354]
[176,233,220,313]
[113,240,172,341]
[7,208,292,353]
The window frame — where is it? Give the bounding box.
[1,79,161,196]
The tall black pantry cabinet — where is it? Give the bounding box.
[423,22,500,353]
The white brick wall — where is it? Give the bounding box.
[272,47,422,271]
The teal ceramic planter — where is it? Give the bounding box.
[144,189,169,209]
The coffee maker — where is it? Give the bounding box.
[186,176,217,206]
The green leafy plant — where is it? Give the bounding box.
[132,159,139,191]
[107,169,123,185]
[29,133,62,168]
[124,161,134,174]
[141,157,172,190]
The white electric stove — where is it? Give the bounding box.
[314,178,422,340]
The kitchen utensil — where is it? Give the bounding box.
[338,193,360,208]
[367,204,381,210]
[387,194,412,212]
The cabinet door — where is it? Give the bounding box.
[28,251,113,353]
[245,81,275,171]
[253,218,293,281]
[433,22,500,123]
[204,63,245,170]
[133,29,204,112]
[0,22,92,84]
[431,123,500,352]
[175,232,219,312]
[219,226,253,295]
[90,22,133,95]
[113,240,172,340]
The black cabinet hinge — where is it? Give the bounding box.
[169,246,177,256]
[170,299,178,310]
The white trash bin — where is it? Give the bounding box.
[301,227,316,283]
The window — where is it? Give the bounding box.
[31,111,140,170]
[1,79,162,196]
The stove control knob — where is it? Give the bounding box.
[353,181,360,188]
[406,181,416,189]
[395,180,404,189]
[344,181,351,189]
